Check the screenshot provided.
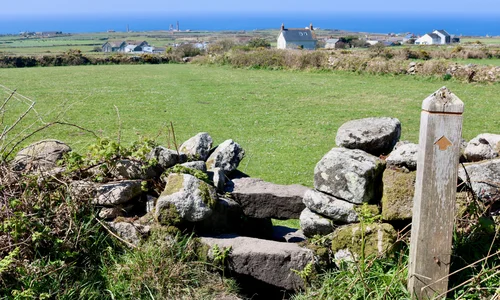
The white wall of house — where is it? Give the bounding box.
[277,33,287,49]
[415,34,439,45]
[142,46,154,53]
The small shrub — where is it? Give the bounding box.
[247,37,271,49]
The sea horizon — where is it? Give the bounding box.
[1,12,499,36]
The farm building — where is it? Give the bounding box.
[102,41,150,53]
[277,23,317,50]
[102,41,127,52]
[325,38,346,49]
[415,30,451,45]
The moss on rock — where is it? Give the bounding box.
[331,223,397,259]
[381,169,416,221]
[165,164,210,183]
[198,181,217,209]
[155,202,182,226]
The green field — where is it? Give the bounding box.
[1,64,499,186]
[461,37,500,45]
[452,58,500,66]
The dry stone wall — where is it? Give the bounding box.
[11,117,500,291]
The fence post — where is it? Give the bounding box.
[408,87,464,299]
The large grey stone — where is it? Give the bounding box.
[206,139,245,172]
[302,189,358,223]
[458,159,500,202]
[147,146,186,170]
[201,235,314,291]
[209,167,226,192]
[227,177,309,219]
[156,173,217,222]
[180,161,207,172]
[110,159,158,179]
[93,180,143,206]
[198,197,243,234]
[335,117,401,156]
[69,180,97,201]
[12,139,71,171]
[299,208,334,237]
[314,148,385,204]
[107,221,150,246]
[179,132,213,161]
[464,134,500,162]
[386,142,419,171]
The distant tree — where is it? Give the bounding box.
[207,39,238,54]
[174,44,202,58]
[350,39,369,48]
[247,38,271,49]
[405,38,416,45]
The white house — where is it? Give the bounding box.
[415,30,451,45]
[277,23,317,50]
[433,30,451,44]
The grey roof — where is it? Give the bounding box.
[434,29,450,36]
[106,41,126,47]
[428,33,440,39]
[281,29,316,42]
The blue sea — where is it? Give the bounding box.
[0,12,499,36]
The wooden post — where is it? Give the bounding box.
[408,87,464,299]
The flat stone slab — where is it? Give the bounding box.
[226,178,309,219]
[201,235,314,291]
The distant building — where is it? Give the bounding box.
[125,44,143,53]
[277,23,317,50]
[402,33,417,43]
[102,41,149,53]
[366,40,380,46]
[325,38,345,49]
[102,41,127,52]
[38,31,62,37]
[415,29,452,45]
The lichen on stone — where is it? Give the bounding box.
[162,173,184,196]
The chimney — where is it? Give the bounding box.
[281,23,285,31]
[310,23,314,30]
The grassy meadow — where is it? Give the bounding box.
[1,64,499,186]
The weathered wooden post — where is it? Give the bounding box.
[408,87,464,299]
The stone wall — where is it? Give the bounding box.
[11,118,500,291]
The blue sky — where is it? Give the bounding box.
[1,0,499,15]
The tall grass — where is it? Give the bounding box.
[104,229,238,299]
